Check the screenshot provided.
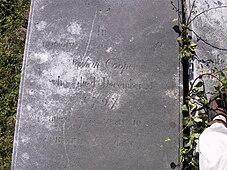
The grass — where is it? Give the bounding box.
[0,0,30,169]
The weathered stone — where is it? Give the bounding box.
[190,0,227,92]
[12,0,181,169]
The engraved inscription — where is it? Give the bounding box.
[49,76,96,89]
[72,57,139,74]
[64,118,157,130]
[48,115,70,123]
[105,118,125,126]
[84,0,124,9]
[113,138,133,147]
[39,136,80,146]
[84,0,99,8]
[72,58,99,69]
[97,25,107,36]
[54,136,78,145]
[36,115,158,148]
[101,77,153,90]
[49,76,154,90]
[42,135,134,148]
[43,41,78,50]
[79,94,119,109]
[102,118,159,128]
[105,58,137,74]
[95,39,111,50]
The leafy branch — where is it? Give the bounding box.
[171,0,227,169]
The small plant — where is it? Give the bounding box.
[171,0,227,169]
[181,68,227,169]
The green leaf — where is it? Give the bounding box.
[201,98,208,105]
[172,18,178,22]
[183,118,189,126]
[165,137,172,142]
[191,105,197,112]
[184,140,192,147]
[187,120,195,127]
[188,99,193,105]
[177,36,182,42]
[220,71,225,77]
[195,81,203,87]
[182,104,188,111]
[197,91,205,97]
[190,43,197,47]
[183,134,189,140]
[193,117,203,123]
[180,155,185,163]
[191,133,200,139]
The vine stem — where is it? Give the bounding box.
[188,5,227,25]
[186,0,196,25]
[189,71,224,93]
[187,69,226,117]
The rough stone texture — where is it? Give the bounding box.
[12,0,181,169]
[190,0,227,92]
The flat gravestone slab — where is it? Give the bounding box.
[12,0,181,169]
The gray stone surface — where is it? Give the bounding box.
[12,0,181,169]
[190,0,227,91]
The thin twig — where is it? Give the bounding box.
[188,6,227,25]
[189,71,224,92]
[186,0,196,25]
[171,1,182,23]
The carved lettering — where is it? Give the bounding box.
[105,119,125,126]
[105,58,137,74]
[50,76,96,89]
[101,77,153,90]
[80,94,118,110]
[49,76,153,91]
[43,41,78,50]
[72,57,140,75]
[54,136,78,145]
[72,58,99,69]
[48,115,69,123]
[96,39,111,50]
[97,25,107,36]
[113,138,133,147]
[132,119,142,126]
[84,0,123,11]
